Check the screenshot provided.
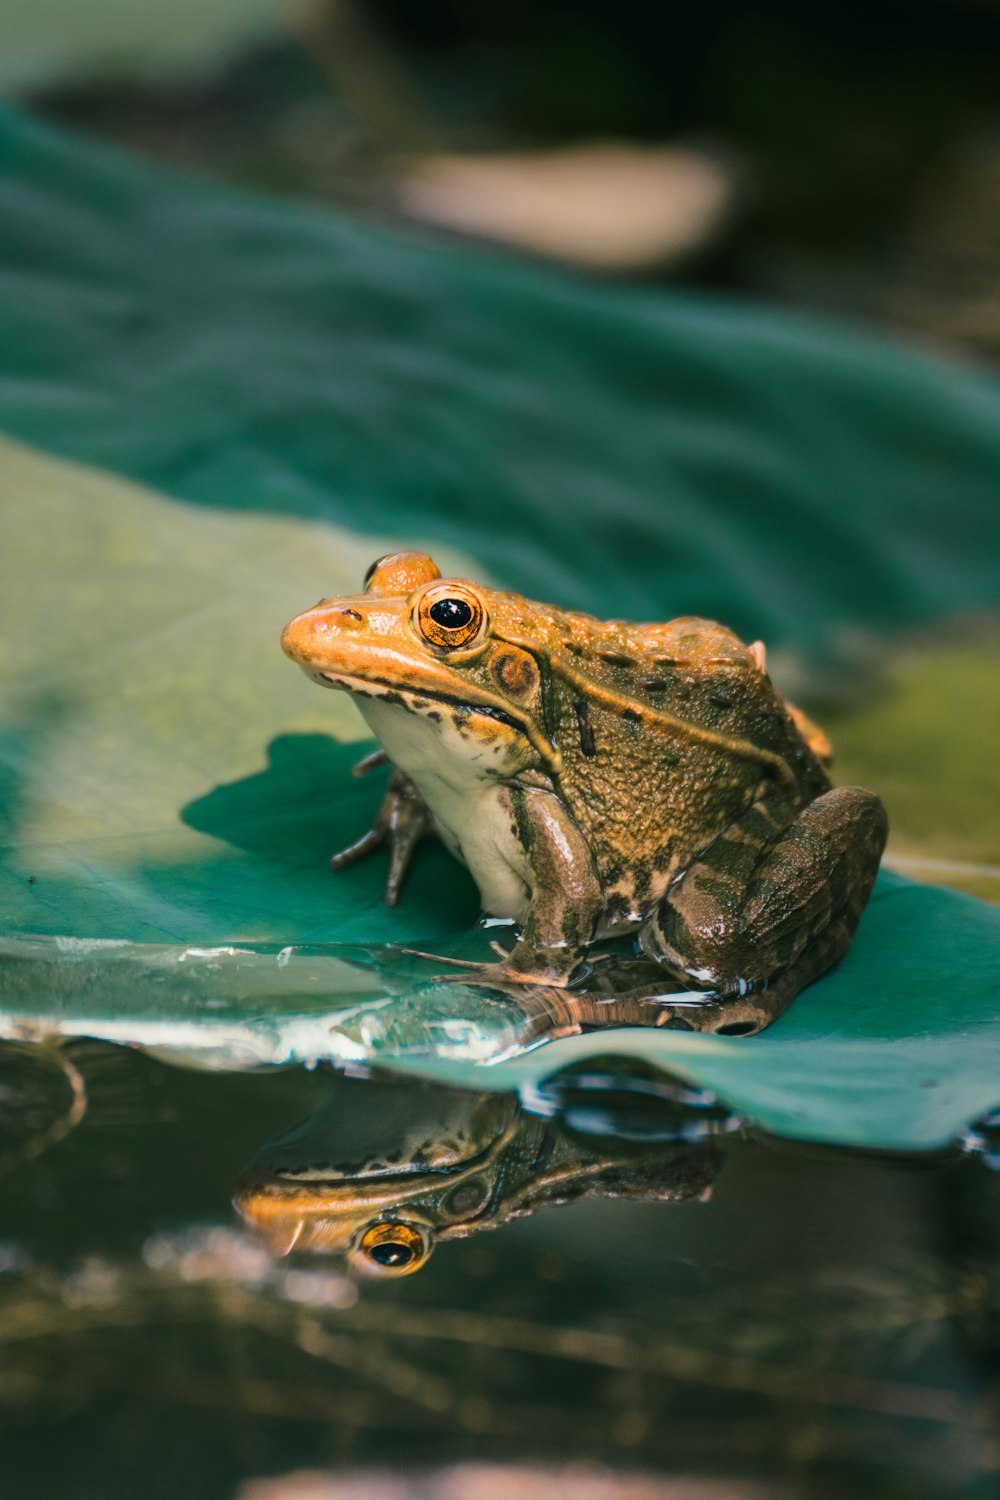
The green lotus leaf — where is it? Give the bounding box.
[1,106,999,1153]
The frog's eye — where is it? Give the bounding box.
[352,1220,432,1277]
[415,585,487,650]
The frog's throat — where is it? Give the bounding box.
[319,668,563,775]
[549,655,800,791]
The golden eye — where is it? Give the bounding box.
[415,585,487,650]
[354,1220,431,1276]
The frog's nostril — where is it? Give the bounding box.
[338,608,364,625]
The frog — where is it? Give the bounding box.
[234,1069,723,1274]
[281,551,888,1033]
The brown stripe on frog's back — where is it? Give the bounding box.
[547,653,801,792]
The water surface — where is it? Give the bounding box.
[2,1039,998,1499]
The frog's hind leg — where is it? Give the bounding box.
[639,787,888,1035]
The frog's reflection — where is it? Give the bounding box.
[234,1068,728,1276]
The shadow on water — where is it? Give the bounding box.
[0,1041,999,1498]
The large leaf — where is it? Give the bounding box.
[1,108,999,1153]
[2,105,1000,651]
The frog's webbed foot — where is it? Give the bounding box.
[401,942,580,991]
[331,765,432,907]
[401,946,774,1038]
[652,992,778,1037]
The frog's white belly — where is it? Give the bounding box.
[357,698,533,923]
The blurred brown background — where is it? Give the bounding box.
[8,0,999,365]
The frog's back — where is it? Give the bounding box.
[531,607,832,918]
[549,608,807,759]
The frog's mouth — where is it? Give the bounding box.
[316,668,526,735]
[313,667,561,772]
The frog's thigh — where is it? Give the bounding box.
[640,787,888,1007]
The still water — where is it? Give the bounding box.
[1,1040,998,1500]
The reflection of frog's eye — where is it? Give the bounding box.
[353,1220,431,1276]
[415,586,487,650]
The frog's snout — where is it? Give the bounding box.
[280,617,304,662]
[281,603,366,667]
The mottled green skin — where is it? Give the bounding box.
[282,552,888,1031]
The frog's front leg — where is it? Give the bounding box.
[639,787,888,1034]
[489,785,605,986]
[331,763,432,906]
[422,780,602,990]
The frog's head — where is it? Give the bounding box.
[281,551,563,777]
[233,1076,520,1277]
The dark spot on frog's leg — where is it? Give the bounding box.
[600,652,637,669]
[606,892,631,924]
[737,800,788,842]
[631,858,653,902]
[508,787,536,853]
[573,699,596,757]
[622,708,643,729]
[426,709,442,722]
